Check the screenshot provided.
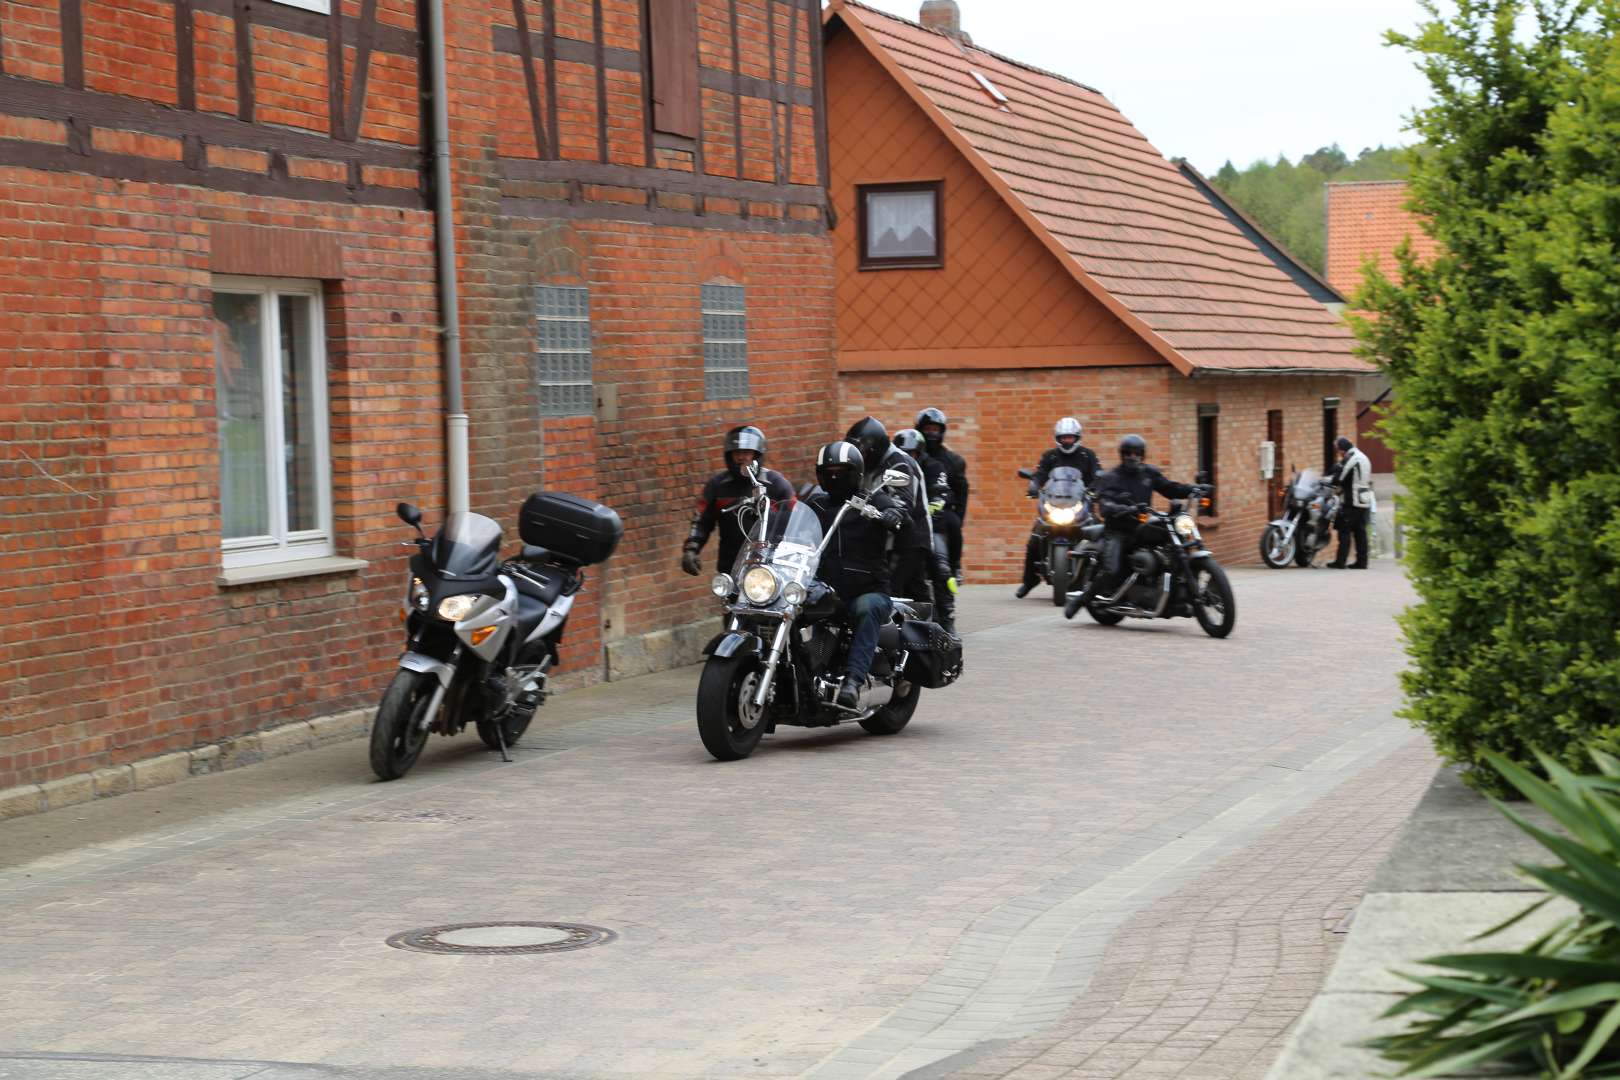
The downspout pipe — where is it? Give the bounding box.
[425,0,470,515]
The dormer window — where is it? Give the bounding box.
[858,181,944,270]
[970,70,1008,107]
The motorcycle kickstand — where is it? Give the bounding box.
[494,719,512,763]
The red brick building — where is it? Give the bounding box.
[0,0,834,795]
[823,0,1372,578]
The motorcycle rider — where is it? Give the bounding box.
[1063,434,1204,619]
[845,416,934,610]
[806,441,906,709]
[916,408,969,581]
[681,425,796,578]
[1017,417,1100,598]
[1326,436,1372,569]
[895,428,958,633]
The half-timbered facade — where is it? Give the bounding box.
[0,0,836,796]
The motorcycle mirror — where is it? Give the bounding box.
[883,468,911,490]
[396,502,425,535]
[1016,468,1036,480]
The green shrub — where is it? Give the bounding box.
[1354,0,1620,793]
[1370,751,1620,1078]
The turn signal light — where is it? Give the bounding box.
[1200,498,1212,509]
[1137,512,1150,523]
[469,626,497,647]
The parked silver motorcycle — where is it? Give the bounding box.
[1259,469,1339,568]
[370,493,621,780]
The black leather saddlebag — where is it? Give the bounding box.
[898,619,963,689]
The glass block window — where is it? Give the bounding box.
[702,284,749,400]
[535,285,594,417]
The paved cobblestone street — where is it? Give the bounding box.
[0,562,1434,1080]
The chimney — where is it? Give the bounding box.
[919,0,971,44]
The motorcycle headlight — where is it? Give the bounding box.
[437,593,481,622]
[1173,514,1197,539]
[1045,505,1078,526]
[710,573,734,598]
[409,577,430,611]
[782,580,807,607]
[741,566,779,605]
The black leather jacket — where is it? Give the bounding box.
[808,489,905,600]
[1095,464,1195,523]
[686,467,797,571]
[928,444,970,520]
[1034,446,1099,489]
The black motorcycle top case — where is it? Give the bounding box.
[519,491,624,566]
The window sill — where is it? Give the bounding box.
[859,260,944,272]
[217,555,368,587]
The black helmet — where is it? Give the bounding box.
[893,428,926,457]
[1335,436,1354,453]
[844,416,891,473]
[916,407,948,450]
[815,441,866,500]
[724,425,767,478]
[1118,434,1147,471]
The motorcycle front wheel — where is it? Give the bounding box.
[1294,538,1319,567]
[369,669,437,780]
[861,679,921,735]
[1259,525,1295,569]
[696,655,769,761]
[1191,561,1237,638]
[1049,547,1074,606]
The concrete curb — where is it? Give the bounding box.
[0,708,372,823]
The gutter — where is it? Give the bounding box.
[424,0,470,514]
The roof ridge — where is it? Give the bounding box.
[841,0,1104,97]
[1323,179,1410,187]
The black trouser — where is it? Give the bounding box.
[1022,527,1045,588]
[929,534,956,629]
[892,548,934,607]
[935,508,964,572]
[1334,504,1369,567]
[1101,519,1169,584]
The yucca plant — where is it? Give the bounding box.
[1368,751,1620,1078]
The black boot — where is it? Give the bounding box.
[1014,581,1036,598]
[1063,589,1085,620]
[836,676,861,710]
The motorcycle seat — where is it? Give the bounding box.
[1080,523,1105,541]
[510,565,565,606]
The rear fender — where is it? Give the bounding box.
[704,632,763,659]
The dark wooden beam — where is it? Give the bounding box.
[501,194,825,235]
[766,0,780,184]
[780,0,800,186]
[728,0,741,180]
[60,0,84,90]
[175,0,197,111]
[325,0,343,137]
[193,0,416,57]
[592,0,607,162]
[500,156,820,202]
[637,0,653,166]
[0,73,422,167]
[809,0,828,192]
[509,0,549,158]
[541,0,559,162]
[233,0,254,122]
[0,6,7,75]
[344,0,379,142]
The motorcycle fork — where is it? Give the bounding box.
[752,620,792,709]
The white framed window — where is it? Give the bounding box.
[535,285,594,416]
[213,277,334,570]
[702,283,748,400]
[269,0,331,13]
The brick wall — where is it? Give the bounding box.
[838,368,1358,579]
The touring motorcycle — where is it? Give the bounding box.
[1259,469,1339,568]
[1064,492,1236,638]
[371,492,622,780]
[1017,465,1092,605]
[697,473,962,761]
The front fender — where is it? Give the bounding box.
[703,632,763,659]
[400,651,456,688]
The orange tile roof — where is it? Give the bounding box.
[1325,181,1440,298]
[831,0,1371,374]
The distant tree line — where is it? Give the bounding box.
[1207,145,1412,273]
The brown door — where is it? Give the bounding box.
[1267,410,1285,519]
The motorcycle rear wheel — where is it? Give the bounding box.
[1260,525,1295,569]
[861,679,921,735]
[369,669,436,781]
[1192,562,1237,638]
[1294,540,1318,567]
[476,708,532,753]
[696,655,769,761]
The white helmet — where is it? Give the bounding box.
[1054,417,1083,455]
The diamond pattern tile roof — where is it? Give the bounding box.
[830,0,1371,375]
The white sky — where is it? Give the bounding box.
[844,0,1437,174]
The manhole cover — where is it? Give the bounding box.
[386,921,617,955]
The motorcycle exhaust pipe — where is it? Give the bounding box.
[1151,572,1173,617]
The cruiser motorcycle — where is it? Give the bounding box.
[371,492,622,780]
[1259,469,1339,568]
[1017,465,1092,606]
[1064,493,1236,638]
[697,477,962,761]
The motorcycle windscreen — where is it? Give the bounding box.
[1042,466,1087,506]
[1292,468,1322,499]
[732,500,824,581]
[431,512,503,579]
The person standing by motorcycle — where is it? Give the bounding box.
[845,416,934,609]
[681,425,796,578]
[1017,417,1100,598]
[1065,434,1204,617]
[1326,436,1372,569]
[895,428,957,633]
[917,408,969,581]
[806,441,907,709]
